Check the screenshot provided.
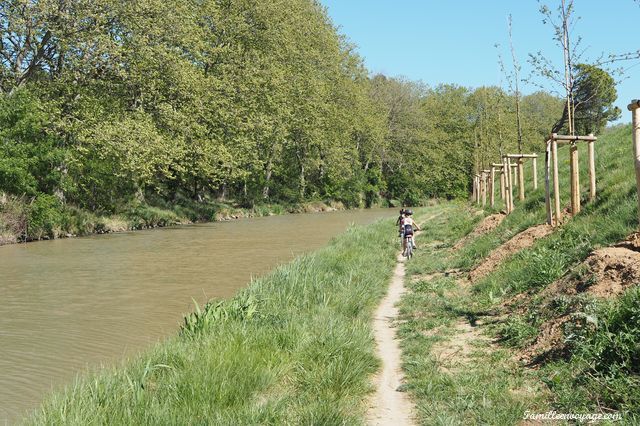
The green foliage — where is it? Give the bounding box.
[574,288,640,377]
[0,89,63,196]
[572,64,621,135]
[26,193,65,240]
[495,314,541,348]
[181,294,259,338]
[544,288,640,418]
[0,0,568,217]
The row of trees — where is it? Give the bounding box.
[0,0,618,214]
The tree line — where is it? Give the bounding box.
[0,0,617,222]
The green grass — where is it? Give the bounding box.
[399,206,550,425]
[27,211,424,425]
[399,125,640,424]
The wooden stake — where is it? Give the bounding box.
[490,166,495,208]
[502,157,511,214]
[518,158,525,201]
[505,157,513,213]
[481,172,487,207]
[552,139,561,225]
[500,169,505,201]
[471,176,476,202]
[506,153,539,158]
[587,134,596,202]
[544,141,552,225]
[629,100,640,224]
[570,142,580,215]
[532,157,538,190]
[472,176,477,203]
[552,133,597,142]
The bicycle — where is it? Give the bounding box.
[404,234,414,258]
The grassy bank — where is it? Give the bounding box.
[0,195,347,246]
[399,125,639,423]
[27,211,411,424]
[399,206,550,424]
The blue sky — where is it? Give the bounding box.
[320,0,639,123]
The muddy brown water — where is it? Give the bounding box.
[0,209,394,424]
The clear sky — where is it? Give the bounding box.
[320,0,639,123]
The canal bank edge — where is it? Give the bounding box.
[27,207,435,424]
[0,198,350,246]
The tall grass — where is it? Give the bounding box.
[400,125,640,422]
[27,215,404,425]
[398,207,549,424]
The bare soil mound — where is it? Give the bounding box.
[542,244,640,300]
[470,224,554,282]
[452,213,506,250]
[516,233,640,364]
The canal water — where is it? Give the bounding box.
[0,209,394,424]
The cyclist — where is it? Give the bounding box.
[402,210,420,251]
[396,209,406,243]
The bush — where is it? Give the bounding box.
[26,194,66,239]
[124,203,182,229]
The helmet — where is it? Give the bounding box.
[405,209,413,215]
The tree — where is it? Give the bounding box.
[496,15,524,153]
[572,64,621,135]
[529,0,581,135]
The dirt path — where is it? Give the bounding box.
[366,252,415,426]
[367,213,443,425]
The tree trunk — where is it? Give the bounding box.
[299,163,306,199]
[218,184,227,201]
[262,158,273,200]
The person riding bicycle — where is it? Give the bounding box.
[396,209,406,239]
[402,210,420,250]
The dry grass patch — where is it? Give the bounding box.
[431,320,491,374]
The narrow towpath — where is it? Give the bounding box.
[366,252,415,426]
[367,212,443,425]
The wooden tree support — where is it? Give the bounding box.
[505,153,539,201]
[503,157,514,213]
[508,162,519,208]
[549,133,598,222]
[544,140,552,225]
[472,176,476,202]
[493,163,506,201]
[489,163,504,208]
[481,170,488,207]
[570,143,580,214]
[472,174,480,203]
[629,100,640,225]
[552,138,561,224]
